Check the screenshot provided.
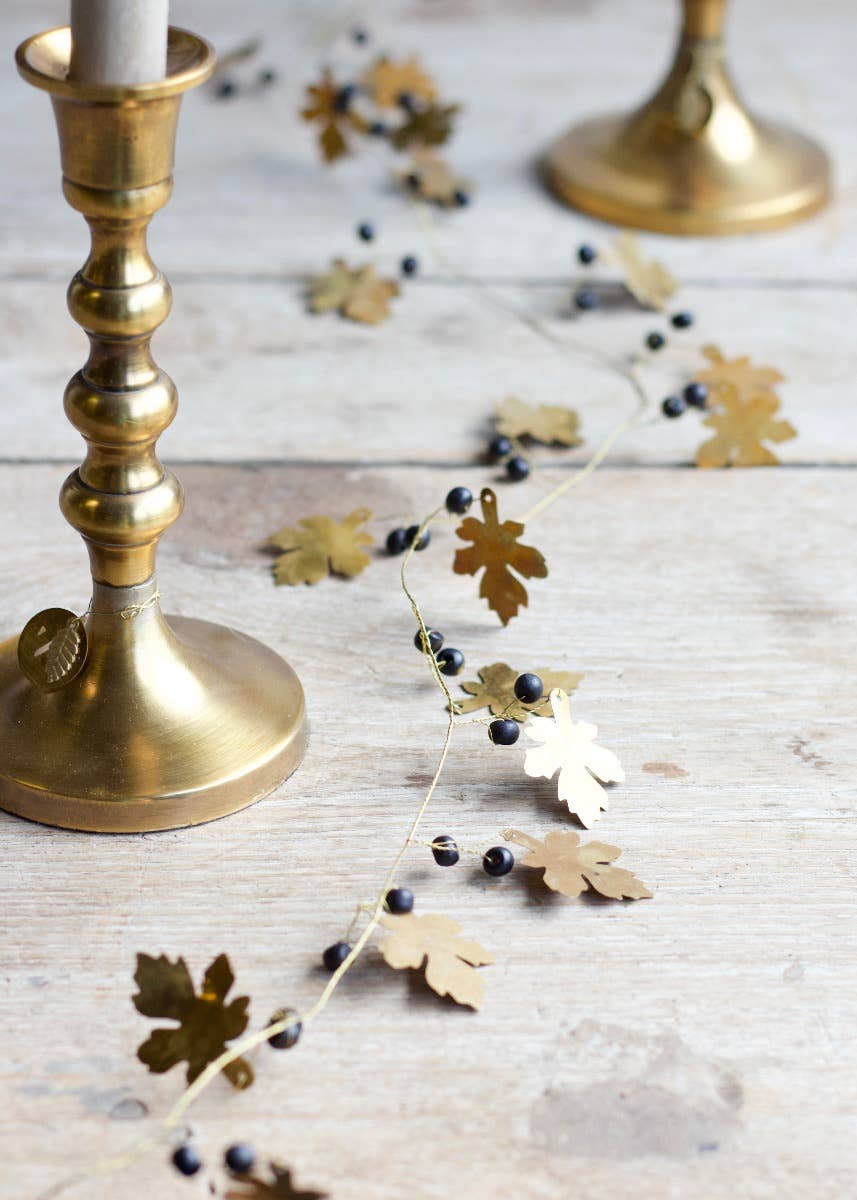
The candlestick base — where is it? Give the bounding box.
[0,583,306,832]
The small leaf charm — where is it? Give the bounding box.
[18,608,87,692]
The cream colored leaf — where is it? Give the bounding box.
[504,828,651,900]
[609,232,677,310]
[495,397,582,447]
[523,689,624,827]
[364,55,436,108]
[378,912,494,1009]
[456,662,583,720]
[308,259,399,325]
[398,150,469,207]
[270,508,373,585]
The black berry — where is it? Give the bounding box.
[406,524,430,551]
[445,486,473,514]
[225,1144,255,1174]
[436,647,465,676]
[577,244,597,265]
[506,455,530,482]
[369,120,388,138]
[661,395,686,419]
[258,68,277,86]
[357,221,375,242]
[453,189,470,207]
[398,91,416,111]
[574,287,598,311]
[267,1008,302,1050]
[386,887,414,914]
[405,171,421,189]
[431,835,459,866]
[216,78,237,99]
[172,1146,201,1177]
[646,331,666,351]
[514,672,543,704]
[401,255,419,276]
[335,84,358,112]
[351,26,369,44]
[483,846,515,877]
[414,628,444,654]
[489,434,512,461]
[671,311,694,329]
[489,718,520,746]
[386,527,409,555]
[322,942,351,972]
[683,381,709,408]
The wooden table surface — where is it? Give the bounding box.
[1,2,855,1198]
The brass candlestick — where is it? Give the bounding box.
[1,26,307,832]
[545,0,831,234]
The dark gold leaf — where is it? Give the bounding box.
[269,508,374,585]
[495,397,582,447]
[505,828,652,900]
[300,69,367,163]
[225,1163,328,1200]
[378,913,493,1009]
[390,103,460,150]
[456,662,583,719]
[132,953,253,1089]
[308,259,399,325]
[364,55,436,108]
[453,488,547,625]
[695,345,796,467]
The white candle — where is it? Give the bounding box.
[70,0,169,85]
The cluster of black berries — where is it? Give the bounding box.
[386,485,474,558]
[414,626,465,677]
[487,671,543,746]
[354,221,419,278]
[214,67,277,101]
[487,434,530,482]
[573,243,600,311]
[660,380,708,419]
[172,1140,257,1179]
[431,835,514,877]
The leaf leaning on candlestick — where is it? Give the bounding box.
[301,69,368,163]
[364,55,437,108]
[694,345,796,467]
[378,913,494,1009]
[456,662,583,720]
[43,618,84,686]
[390,102,461,150]
[522,689,624,828]
[609,231,677,310]
[494,397,583,447]
[132,953,253,1089]
[453,488,547,625]
[504,828,652,900]
[270,508,374,586]
[309,259,399,325]
[225,1163,328,1200]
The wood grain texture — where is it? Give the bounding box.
[0,0,855,1197]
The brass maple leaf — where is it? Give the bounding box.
[398,150,469,206]
[270,508,374,585]
[364,55,436,108]
[225,1163,328,1200]
[609,231,677,310]
[301,69,368,163]
[523,689,624,828]
[456,662,583,720]
[308,259,399,325]
[132,953,253,1089]
[495,397,582,447]
[378,913,494,1009]
[453,488,547,625]
[390,102,461,150]
[695,344,796,467]
[504,828,652,900]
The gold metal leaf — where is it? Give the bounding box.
[17,608,88,693]
[300,69,368,163]
[523,689,625,828]
[398,150,470,207]
[269,508,374,585]
[456,662,583,720]
[225,1163,328,1200]
[694,344,796,467]
[363,55,437,109]
[378,912,494,1010]
[495,397,583,447]
[504,828,652,900]
[453,488,547,625]
[132,953,253,1089]
[308,259,399,325]
[609,231,677,310]
[390,103,461,151]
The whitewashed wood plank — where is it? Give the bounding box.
[0,462,855,1199]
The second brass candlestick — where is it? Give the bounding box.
[1,26,307,832]
[545,0,831,235]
